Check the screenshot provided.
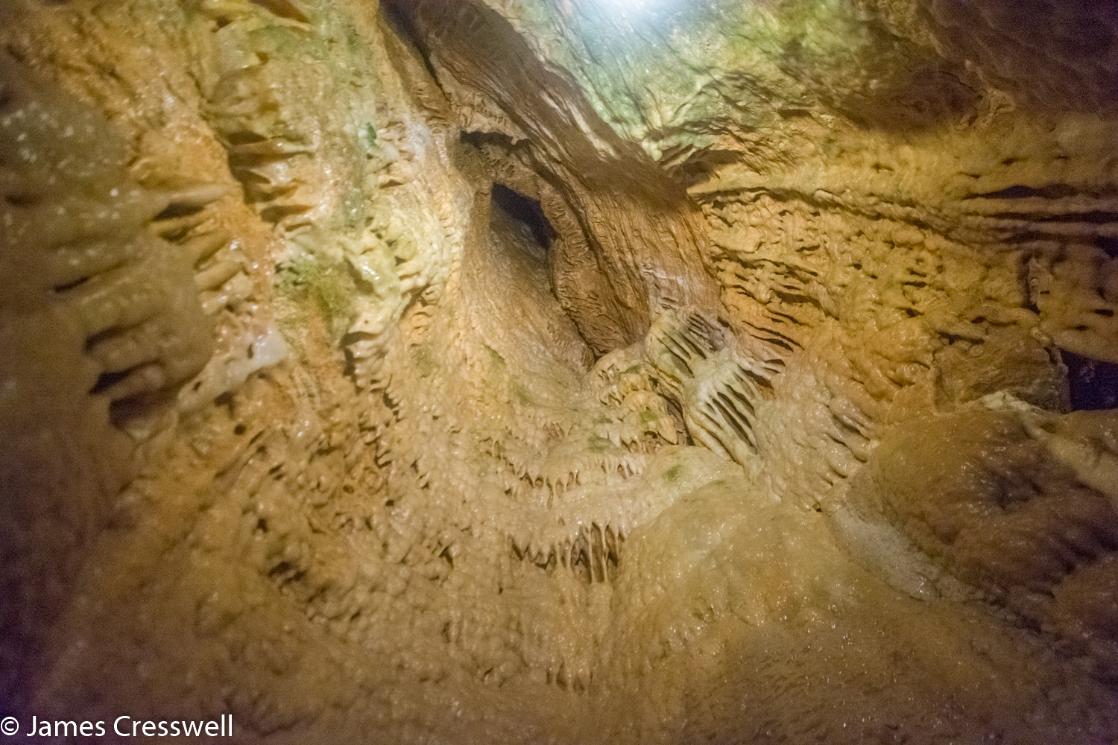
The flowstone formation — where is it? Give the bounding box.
[1,0,1117,742]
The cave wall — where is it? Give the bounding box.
[1,0,1118,743]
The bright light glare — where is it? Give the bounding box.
[599,0,659,15]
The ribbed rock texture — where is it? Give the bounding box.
[1,0,1117,742]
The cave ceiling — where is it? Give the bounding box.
[1,0,1118,742]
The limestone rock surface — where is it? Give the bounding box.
[1,0,1117,742]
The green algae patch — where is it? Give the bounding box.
[276,256,357,339]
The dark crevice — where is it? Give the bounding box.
[992,211,1118,225]
[969,184,1082,200]
[90,368,133,396]
[380,0,446,101]
[460,130,516,150]
[249,0,310,24]
[491,183,555,250]
[154,200,207,222]
[1063,350,1118,411]
[1097,235,1118,258]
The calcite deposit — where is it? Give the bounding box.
[1,0,1117,742]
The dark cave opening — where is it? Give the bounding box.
[491,183,555,251]
[1063,350,1118,410]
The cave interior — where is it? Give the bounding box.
[2,0,1118,742]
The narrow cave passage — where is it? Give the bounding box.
[491,184,556,254]
[2,1,1118,744]
[1064,351,1118,410]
